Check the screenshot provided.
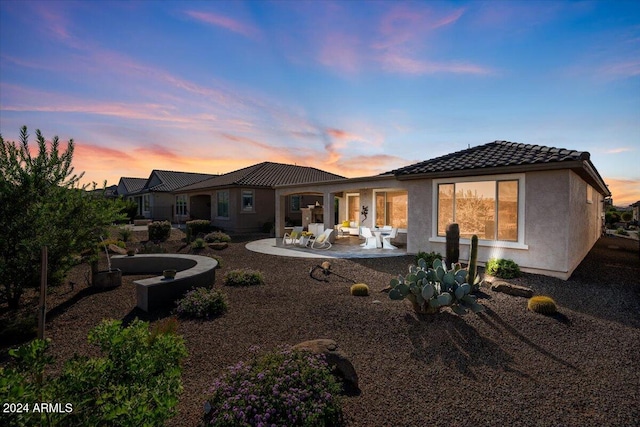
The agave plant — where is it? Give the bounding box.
[388,258,484,315]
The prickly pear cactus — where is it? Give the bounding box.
[388,258,484,315]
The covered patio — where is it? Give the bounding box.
[274,175,411,251]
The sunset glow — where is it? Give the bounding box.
[1,0,638,205]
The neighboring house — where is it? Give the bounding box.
[275,141,611,279]
[631,201,640,223]
[117,171,216,221]
[175,162,345,233]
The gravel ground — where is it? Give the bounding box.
[2,232,639,427]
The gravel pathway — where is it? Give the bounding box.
[2,233,638,426]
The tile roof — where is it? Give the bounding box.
[146,170,217,192]
[119,177,147,194]
[179,162,345,191]
[388,140,590,177]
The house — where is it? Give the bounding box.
[274,141,611,279]
[117,170,216,221]
[174,162,345,233]
[631,201,640,223]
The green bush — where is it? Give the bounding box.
[486,258,521,279]
[204,231,231,243]
[148,220,171,242]
[191,237,206,249]
[203,347,342,426]
[0,319,187,427]
[616,227,629,236]
[175,287,228,319]
[186,219,215,241]
[98,238,126,249]
[0,315,37,345]
[415,251,443,267]
[224,269,265,287]
[118,227,133,242]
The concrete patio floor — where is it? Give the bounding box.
[245,235,408,259]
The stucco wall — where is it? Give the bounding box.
[566,171,602,275]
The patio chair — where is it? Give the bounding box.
[360,227,378,249]
[382,227,398,249]
[282,226,303,245]
[309,228,333,250]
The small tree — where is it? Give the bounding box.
[0,126,125,309]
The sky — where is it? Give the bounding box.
[1,0,639,206]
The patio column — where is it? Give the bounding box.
[275,193,287,238]
[324,192,337,242]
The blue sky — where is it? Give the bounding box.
[1,0,638,205]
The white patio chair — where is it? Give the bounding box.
[282,226,303,245]
[382,227,398,249]
[360,227,378,249]
[309,228,333,250]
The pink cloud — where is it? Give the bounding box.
[379,53,493,75]
[605,147,634,154]
[317,32,362,74]
[185,10,260,39]
[599,61,640,78]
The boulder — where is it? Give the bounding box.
[108,244,128,255]
[292,339,359,393]
[490,281,534,298]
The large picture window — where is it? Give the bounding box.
[374,190,408,229]
[437,179,519,241]
[217,190,229,218]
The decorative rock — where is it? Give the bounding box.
[490,281,534,298]
[292,339,359,392]
[209,242,228,250]
[108,244,128,255]
[372,300,382,304]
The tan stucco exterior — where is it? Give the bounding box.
[275,168,607,280]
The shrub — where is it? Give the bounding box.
[224,269,264,287]
[616,227,629,236]
[485,258,521,279]
[0,314,37,345]
[415,251,443,267]
[528,296,557,315]
[204,231,231,243]
[98,238,126,249]
[0,319,187,427]
[186,220,216,242]
[192,237,206,249]
[203,347,342,426]
[118,227,133,242]
[175,287,228,319]
[350,283,369,296]
[148,220,171,242]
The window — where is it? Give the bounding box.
[217,190,229,218]
[176,195,187,216]
[586,185,593,204]
[143,194,150,212]
[374,190,408,229]
[290,195,301,212]
[437,179,519,242]
[346,194,360,223]
[242,190,254,212]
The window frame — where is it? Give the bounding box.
[175,194,187,216]
[290,195,301,212]
[216,190,229,219]
[430,174,527,249]
[241,189,255,213]
[372,189,408,232]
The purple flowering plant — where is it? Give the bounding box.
[203,347,342,426]
[174,287,228,319]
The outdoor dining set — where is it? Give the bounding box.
[281,225,398,250]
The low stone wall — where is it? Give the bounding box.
[111,254,218,312]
